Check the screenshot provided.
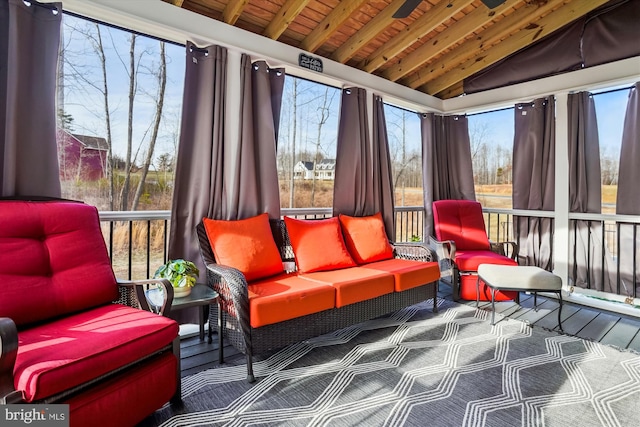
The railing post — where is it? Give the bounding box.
[554,91,570,290]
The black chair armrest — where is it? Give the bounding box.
[392,242,435,262]
[0,317,22,404]
[489,240,518,260]
[117,278,174,316]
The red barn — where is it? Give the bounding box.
[57,129,108,181]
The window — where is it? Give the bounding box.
[467,108,515,209]
[57,13,185,212]
[383,103,422,207]
[593,88,631,214]
[277,76,340,209]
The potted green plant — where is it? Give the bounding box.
[153,259,200,298]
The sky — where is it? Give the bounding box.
[60,13,631,169]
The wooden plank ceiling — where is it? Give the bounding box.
[163,0,609,99]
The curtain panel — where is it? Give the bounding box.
[512,97,555,270]
[333,89,395,239]
[333,87,371,218]
[168,43,227,272]
[225,57,283,220]
[616,82,640,297]
[421,113,475,239]
[1,0,61,197]
[567,91,616,293]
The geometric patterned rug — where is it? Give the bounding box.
[142,300,640,427]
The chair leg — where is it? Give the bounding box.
[476,276,481,308]
[217,300,224,364]
[534,292,538,311]
[452,267,460,302]
[433,280,439,313]
[171,337,182,404]
[490,287,496,325]
[246,353,255,383]
[557,291,564,332]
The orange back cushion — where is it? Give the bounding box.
[203,213,284,282]
[338,213,394,264]
[284,217,356,273]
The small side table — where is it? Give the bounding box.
[146,283,218,341]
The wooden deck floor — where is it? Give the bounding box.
[178,282,640,377]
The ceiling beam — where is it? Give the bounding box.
[263,0,312,40]
[401,0,565,90]
[330,0,407,64]
[300,0,369,53]
[382,0,520,82]
[222,0,249,25]
[358,0,475,73]
[422,0,610,96]
[169,0,185,6]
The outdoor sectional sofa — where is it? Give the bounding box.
[0,199,180,427]
[197,212,441,382]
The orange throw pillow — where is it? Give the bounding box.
[339,212,393,264]
[284,217,356,273]
[203,213,283,282]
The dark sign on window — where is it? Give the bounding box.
[299,53,323,73]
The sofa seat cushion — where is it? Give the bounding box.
[301,267,394,308]
[364,259,441,292]
[15,304,179,402]
[455,250,518,272]
[248,273,336,328]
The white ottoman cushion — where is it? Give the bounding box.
[478,265,561,291]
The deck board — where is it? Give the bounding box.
[179,281,640,376]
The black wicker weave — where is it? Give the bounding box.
[197,219,438,382]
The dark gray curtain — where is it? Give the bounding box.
[568,91,615,293]
[333,88,371,217]
[169,43,227,273]
[421,113,476,239]
[333,89,395,239]
[372,95,395,240]
[616,82,640,297]
[1,0,61,197]
[513,97,555,269]
[225,57,284,220]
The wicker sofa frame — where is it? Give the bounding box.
[196,219,438,382]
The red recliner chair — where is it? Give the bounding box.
[0,199,180,426]
[430,200,518,301]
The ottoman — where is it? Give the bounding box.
[476,264,563,330]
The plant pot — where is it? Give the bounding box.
[173,286,191,298]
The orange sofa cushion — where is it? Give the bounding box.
[338,213,394,264]
[203,213,284,282]
[301,267,394,308]
[284,217,356,273]
[365,259,441,292]
[248,273,336,328]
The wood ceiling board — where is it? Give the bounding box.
[300,0,370,52]
[263,0,313,39]
[222,0,249,24]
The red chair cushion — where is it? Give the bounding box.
[15,304,179,402]
[432,200,491,251]
[0,201,118,326]
[455,250,518,272]
[460,274,517,302]
[203,213,284,282]
[248,273,336,328]
[338,213,394,264]
[66,352,177,427]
